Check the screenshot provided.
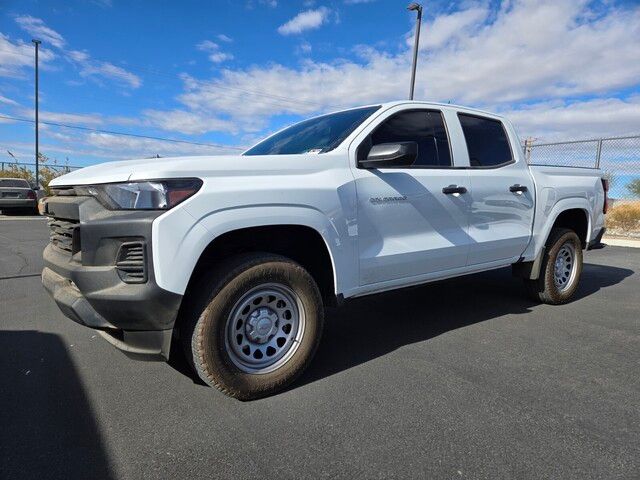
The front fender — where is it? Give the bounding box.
[151,204,355,296]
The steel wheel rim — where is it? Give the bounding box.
[554,242,576,292]
[224,283,305,374]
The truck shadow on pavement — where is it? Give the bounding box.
[0,330,115,480]
[297,262,634,389]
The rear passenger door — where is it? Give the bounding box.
[458,113,534,266]
[351,108,472,286]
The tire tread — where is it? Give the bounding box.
[181,252,323,400]
[524,227,583,305]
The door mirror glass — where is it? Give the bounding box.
[359,142,418,168]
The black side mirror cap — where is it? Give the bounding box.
[359,141,418,168]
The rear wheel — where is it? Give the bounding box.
[524,228,583,304]
[182,253,324,400]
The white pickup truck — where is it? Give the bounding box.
[42,101,608,399]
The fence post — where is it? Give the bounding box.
[595,139,603,169]
[524,138,533,163]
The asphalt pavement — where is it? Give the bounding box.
[1,217,638,479]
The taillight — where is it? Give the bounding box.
[601,178,609,214]
[27,190,36,200]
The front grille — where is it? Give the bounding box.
[50,187,77,197]
[116,242,147,283]
[48,218,80,253]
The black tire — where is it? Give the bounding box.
[524,228,583,304]
[181,253,324,400]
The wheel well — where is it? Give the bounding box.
[550,209,588,248]
[186,225,336,305]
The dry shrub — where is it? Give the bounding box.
[606,202,640,232]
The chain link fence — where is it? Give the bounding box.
[524,135,640,200]
[1,161,81,174]
[1,161,81,187]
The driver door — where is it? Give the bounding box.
[350,108,471,286]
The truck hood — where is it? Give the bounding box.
[49,153,333,187]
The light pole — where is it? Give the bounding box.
[407,2,422,100]
[32,39,41,188]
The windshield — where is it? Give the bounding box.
[0,179,30,188]
[243,106,380,156]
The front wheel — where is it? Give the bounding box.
[182,253,324,400]
[524,228,583,304]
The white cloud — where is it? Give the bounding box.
[3,136,235,163]
[0,95,19,106]
[67,49,141,89]
[504,96,640,140]
[197,40,234,64]
[18,108,105,126]
[0,33,55,78]
[245,0,278,9]
[196,40,218,51]
[415,1,640,105]
[15,15,66,48]
[81,132,237,157]
[91,0,113,7]
[298,41,312,54]
[217,34,233,43]
[67,49,90,62]
[64,49,141,88]
[416,7,489,49]
[143,109,237,135]
[209,52,234,63]
[77,61,142,88]
[344,0,377,4]
[277,7,331,35]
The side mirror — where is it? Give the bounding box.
[359,142,418,168]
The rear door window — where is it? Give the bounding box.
[458,114,513,167]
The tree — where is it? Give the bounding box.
[627,178,640,198]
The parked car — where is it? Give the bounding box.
[0,177,39,214]
[41,101,608,400]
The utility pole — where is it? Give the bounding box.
[407,3,423,100]
[32,39,41,187]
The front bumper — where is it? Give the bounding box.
[41,194,183,360]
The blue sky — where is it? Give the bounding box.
[0,0,639,168]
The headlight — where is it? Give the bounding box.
[76,179,202,210]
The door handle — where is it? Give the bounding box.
[442,185,467,195]
[509,184,528,193]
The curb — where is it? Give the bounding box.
[603,236,640,248]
